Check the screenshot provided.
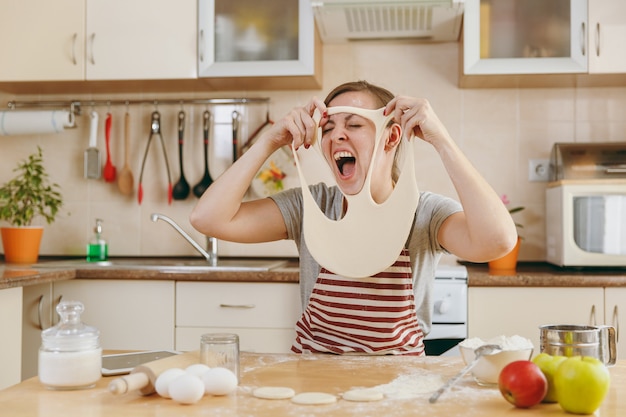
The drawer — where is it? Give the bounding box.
[176,327,296,353]
[176,282,301,328]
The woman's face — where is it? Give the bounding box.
[320,91,380,195]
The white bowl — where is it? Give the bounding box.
[459,342,533,386]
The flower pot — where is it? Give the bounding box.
[1,226,44,264]
[488,237,521,275]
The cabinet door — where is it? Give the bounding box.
[463,0,587,75]
[469,287,604,351]
[588,0,626,73]
[604,287,626,359]
[85,0,197,80]
[198,0,316,77]
[54,279,175,350]
[0,287,22,390]
[0,0,85,81]
[21,283,55,381]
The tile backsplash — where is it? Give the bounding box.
[1,41,625,261]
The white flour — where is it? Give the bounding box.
[460,335,533,350]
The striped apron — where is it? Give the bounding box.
[292,249,425,355]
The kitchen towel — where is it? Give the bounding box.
[0,110,74,136]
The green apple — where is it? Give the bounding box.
[532,352,567,403]
[554,356,611,415]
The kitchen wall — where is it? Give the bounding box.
[1,41,626,261]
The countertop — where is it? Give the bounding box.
[2,257,626,290]
[1,352,624,417]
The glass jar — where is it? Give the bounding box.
[38,300,102,390]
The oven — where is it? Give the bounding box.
[424,258,468,356]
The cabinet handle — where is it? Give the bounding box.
[199,29,204,63]
[613,305,619,343]
[590,304,597,326]
[219,303,255,309]
[595,23,601,57]
[89,33,96,65]
[580,22,586,56]
[37,295,45,330]
[52,295,63,326]
[71,33,78,65]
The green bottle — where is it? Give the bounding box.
[86,218,108,262]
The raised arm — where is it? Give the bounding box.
[385,96,517,262]
[189,98,326,243]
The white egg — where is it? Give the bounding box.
[169,374,205,405]
[185,363,211,378]
[155,368,186,399]
[202,367,238,396]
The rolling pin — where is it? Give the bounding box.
[108,350,200,396]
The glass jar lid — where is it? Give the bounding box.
[41,300,100,351]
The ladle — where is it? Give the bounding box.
[429,344,502,403]
[192,110,213,198]
[172,110,190,200]
[117,112,134,195]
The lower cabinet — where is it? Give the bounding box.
[604,287,626,358]
[0,287,23,390]
[175,282,302,353]
[468,287,605,353]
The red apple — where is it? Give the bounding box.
[498,360,548,408]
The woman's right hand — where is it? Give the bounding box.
[262,97,327,151]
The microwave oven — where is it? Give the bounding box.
[546,182,626,267]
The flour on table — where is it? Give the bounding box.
[372,371,445,399]
[291,392,337,405]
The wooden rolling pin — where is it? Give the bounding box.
[108,350,200,396]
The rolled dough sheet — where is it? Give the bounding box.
[253,386,296,400]
[342,388,384,402]
[291,392,337,405]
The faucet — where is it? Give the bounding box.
[150,213,218,265]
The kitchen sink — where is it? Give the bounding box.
[38,258,288,273]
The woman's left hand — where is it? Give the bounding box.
[384,96,451,146]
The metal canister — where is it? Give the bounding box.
[539,324,617,366]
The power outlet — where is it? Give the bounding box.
[528,159,550,182]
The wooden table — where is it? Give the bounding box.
[1,353,624,416]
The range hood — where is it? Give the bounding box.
[312,0,464,43]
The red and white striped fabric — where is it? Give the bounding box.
[292,249,425,355]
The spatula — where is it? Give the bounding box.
[84,111,101,179]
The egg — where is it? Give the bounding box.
[185,363,211,378]
[169,374,205,405]
[202,367,238,396]
[155,368,186,399]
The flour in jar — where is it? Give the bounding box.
[459,335,533,350]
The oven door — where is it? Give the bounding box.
[424,277,468,356]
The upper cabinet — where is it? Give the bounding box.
[197,0,318,79]
[463,0,626,76]
[0,0,196,82]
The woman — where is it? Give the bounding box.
[190,81,517,355]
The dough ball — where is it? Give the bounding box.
[202,367,238,396]
[169,374,205,405]
[185,363,211,378]
[342,388,384,402]
[253,386,296,400]
[291,392,337,405]
[155,368,186,399]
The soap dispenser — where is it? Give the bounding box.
[86,218,108,262]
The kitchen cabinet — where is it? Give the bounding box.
[468,287,605,351]
[463,0,626,76]
[197,0,320,83]
[0,287,22,390]
[176,282,301,353]
[0,0,196,82]
[21,283,55,381]
[604,287,626,358]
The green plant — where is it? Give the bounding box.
[0,146,63,227]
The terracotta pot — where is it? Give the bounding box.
[1,226,44,264]
[488,237,521,275]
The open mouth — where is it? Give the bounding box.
[334,151,356,177]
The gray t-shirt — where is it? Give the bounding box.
[270,182,462,336]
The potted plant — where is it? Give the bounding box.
[0,146,63,264]
[488,194,525,274]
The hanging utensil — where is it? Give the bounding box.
[172,110,190,200]
[84,111,101,179]
[231,110,240,163]
[137,111,173,205]
[429,344,502,403]
[103,112,117,182]
[117,111,134,195]
[192,110,213,198]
